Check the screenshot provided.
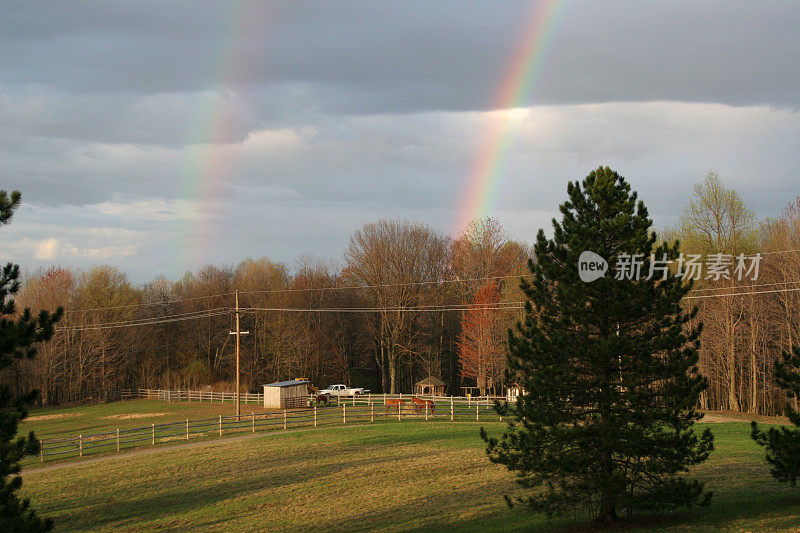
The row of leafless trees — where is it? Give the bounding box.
[8,176,800,413]
[9,218,528,404]
[672,174,800,414]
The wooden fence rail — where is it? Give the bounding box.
[38,398,508,464]
[120,388,508,406]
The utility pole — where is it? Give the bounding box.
[230,289,249,419]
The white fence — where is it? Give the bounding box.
[38,396,509,464]
[121,388,265,404]
[120,388,507,407]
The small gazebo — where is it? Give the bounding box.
[415,376,447,396]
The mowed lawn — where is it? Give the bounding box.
[19,420,800,532]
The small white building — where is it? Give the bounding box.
[263,380,309,409]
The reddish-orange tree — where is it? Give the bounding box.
[457,283,505,395]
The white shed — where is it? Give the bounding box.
[263,380,309,409]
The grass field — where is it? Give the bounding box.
[21,399,274,441]
[21,397,493,442]
[19,398,502,467]
[17,409,800,532]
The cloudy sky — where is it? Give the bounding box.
[2,1,799,282]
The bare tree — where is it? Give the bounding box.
[344,219,449,393]
[678,172,757,412]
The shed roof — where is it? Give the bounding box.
[415,376,446,387]
[264,379,309,388]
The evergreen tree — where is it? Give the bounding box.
[0,190,62,531]
[482,167,714,525]
[751,346,800,485]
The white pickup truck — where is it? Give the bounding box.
[318,384,368,396]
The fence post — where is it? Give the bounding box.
[451,397,454,421]
[371,402,374,422]
[352,395,355,406]
[117,428,120,451]
[252,412,255,433]
[476,404,479,421]
[398,402,402,421]
[152,423,155,445]
[219,415,222,436]
[79,435,82,458]
[425,402,429,421]
[40,440,44,464]
[314,405,317,427]
[343,405,346,425]
[283,410,287,430]
[186,419,190,440]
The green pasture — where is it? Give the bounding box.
[18,416,800,532]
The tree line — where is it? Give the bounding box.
[8,218,529,404]
[6,175,800,414]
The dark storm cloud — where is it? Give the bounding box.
[2,1,798,112]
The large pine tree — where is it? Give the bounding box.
[483,167,714,524]
[0,190,62,531]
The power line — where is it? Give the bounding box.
[237,275,519,295]
[690,279,800,292]
[64,292,234,313]
[50,283,800,329]
[229,251,800,297]
[241,285,800,311]
[240,305,526,314]
[60,307,230,329]
[56,309,230,332]
[685,286,800,300]
[761,248,800,255]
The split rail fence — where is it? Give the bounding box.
[38,395,510,465]
[121,388,265,404]
[120,388,508,406]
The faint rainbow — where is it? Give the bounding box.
[178,0,273,273]
[453,0,568,235]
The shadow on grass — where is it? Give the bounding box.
[43,445,438,530]
[28,421,800,531]
[403,492,800,533]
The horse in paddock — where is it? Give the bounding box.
[411,397,435,414]
[315,393,331,406]
[423,399,435,414]
[385,398,405,412]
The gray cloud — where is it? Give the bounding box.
[1,1,799,281]
[3,1,798,110]
[3,102,799,281]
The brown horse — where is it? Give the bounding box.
[315,393,331,406]
[385,398,405,412]
[411,397,435,414]
[423,399,435,414]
